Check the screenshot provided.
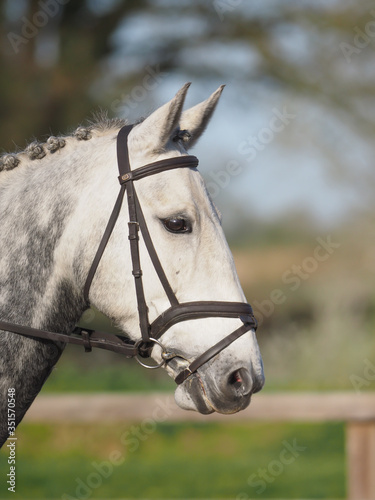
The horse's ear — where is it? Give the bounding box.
[179,85,225,149]
[132,83,191,152]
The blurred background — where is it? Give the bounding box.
[0,0,374,498]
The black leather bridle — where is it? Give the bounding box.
[0,125,257,385]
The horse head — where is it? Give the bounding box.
[83,84,265,414]
[0,85,264,443]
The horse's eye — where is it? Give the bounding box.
[162,217,191,233]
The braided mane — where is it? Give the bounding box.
[0,114,126,173]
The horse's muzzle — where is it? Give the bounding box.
[174,362,264,415]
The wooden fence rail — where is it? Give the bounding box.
[25,392,375,500]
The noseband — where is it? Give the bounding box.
[0,125,258,385]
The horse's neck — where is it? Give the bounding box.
[0,281,85,450]
[0,334,62,447]
[0,142,102,447]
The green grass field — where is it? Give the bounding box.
[0,421,345,499]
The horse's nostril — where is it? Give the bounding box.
[228,370,243,388]
[228,368,252,396]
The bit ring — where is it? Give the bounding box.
[134,337,166,369]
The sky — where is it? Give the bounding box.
[7,0,367,230]
[109,7,369,231]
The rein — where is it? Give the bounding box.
[0,125,258,385]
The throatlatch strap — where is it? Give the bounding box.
[83,124,134,303]
[83,185,126,303]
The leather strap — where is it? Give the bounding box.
[150,302,256,339]
[83,185,126,303]
[115,126,199,342]
[175,322,252,385]
[83,124,134,303]
[125,172,150,342]
[0,320,137,357]
[117,125,134,177]
[119,155,199,184]
[134,190,178,307]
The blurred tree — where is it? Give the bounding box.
[0,0,146,150]
[0,0,374,205]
